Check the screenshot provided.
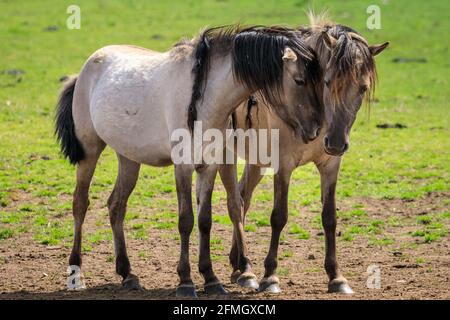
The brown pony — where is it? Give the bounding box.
[230,14,389,294]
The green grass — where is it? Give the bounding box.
[244,224,257,232]
[342,221,384,242]
[368,237,394,247]
[0,0,448,251]
[278,267,290,277]
[34,220,73,245]
[288,223,311,239]
[412,225,448,243]
[281,250,294,258]
[0,229,14,240]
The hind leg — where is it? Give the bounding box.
[107,154,141,290]
[219,164,258,290]
[230,164,263,284]
[174,165,197,298]
[69,143,105,275]
[196,165,227,295]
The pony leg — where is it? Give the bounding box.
[69,144,105,273]
[219,164,258,290]
[230,164,263,283]
[258,167,292,293]
[196,166,227,295]
[107,154,141,289]
[317,157,353,294]
[174,164,196,298]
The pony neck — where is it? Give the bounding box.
[195,53,251,131]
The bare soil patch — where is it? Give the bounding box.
[0,192,449,300]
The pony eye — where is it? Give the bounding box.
[324,79,330,87]
[295,78,306,86]
[360,84,369,94]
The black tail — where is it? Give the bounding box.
[55,76,85,165]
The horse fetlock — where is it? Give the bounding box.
[115,255,131,278]
[204,281,228,295]
[122,274,141,290]
[230,270,241,284]
[68,252,82,267]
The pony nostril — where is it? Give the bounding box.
[324,136,329,148]
[342,142,349,153]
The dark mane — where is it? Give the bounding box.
[187,24,320,131]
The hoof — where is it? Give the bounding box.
[258,282,281,293]
[176,284,198,298]
[328,279,354,294]
[122,274,141,290]
[230,270,241,284]
[204,282,228,295]
[258,276,281,294]
[237,273,259,290]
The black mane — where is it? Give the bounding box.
[187,25,320,131]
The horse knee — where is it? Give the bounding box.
[226,200,242,222]
[270,209,288,231]
[178,212,194,235]
[198,212,212,234]
[321,213,336,232]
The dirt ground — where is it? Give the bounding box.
[0,192,449,300]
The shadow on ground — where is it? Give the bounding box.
[0,284,257,300]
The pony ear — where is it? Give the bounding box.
[282,47,297,62]
[322,31,337,51]
[369,42,389,56]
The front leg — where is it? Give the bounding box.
[258,167,293,293]
[317,156,353,294]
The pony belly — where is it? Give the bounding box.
[90,94,173,166]
[98,124,173,167]
[120,144,173,167]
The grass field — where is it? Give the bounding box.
[0,0,449,299]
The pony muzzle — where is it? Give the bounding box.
[323,135,349,156]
